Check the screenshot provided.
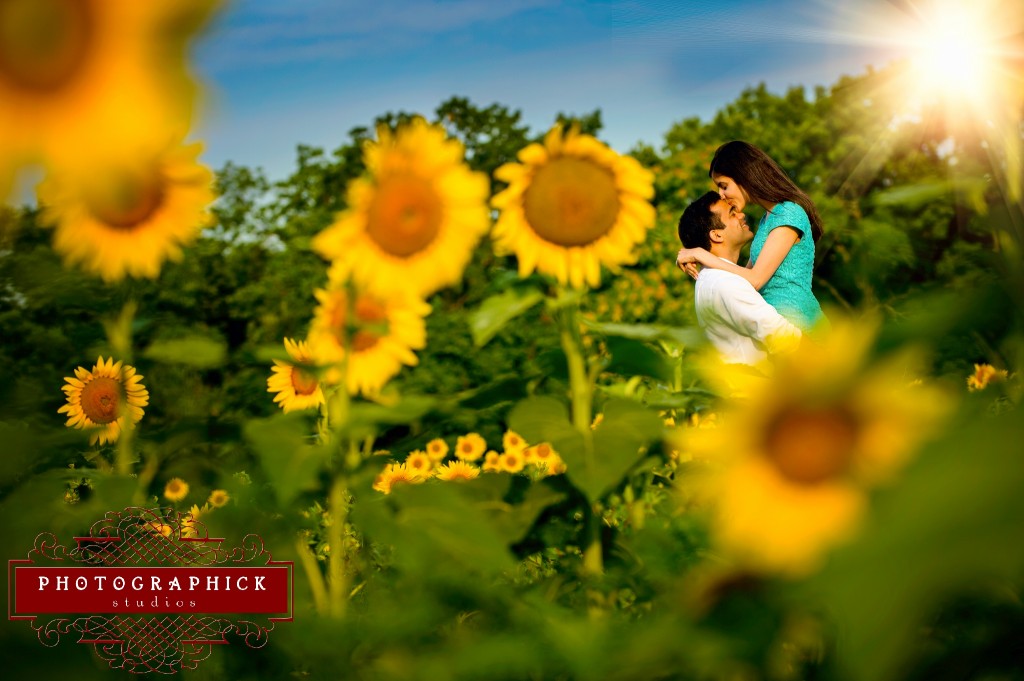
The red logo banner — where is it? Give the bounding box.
[7,507,294,674]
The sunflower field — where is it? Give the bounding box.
[2,2,1024,680]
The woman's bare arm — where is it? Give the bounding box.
[675,227,800,289]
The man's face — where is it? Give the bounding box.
[709,198,752,247]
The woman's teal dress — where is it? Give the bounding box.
[749,201,823,331]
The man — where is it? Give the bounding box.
[676,191,801,365]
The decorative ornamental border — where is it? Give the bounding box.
[8,507,293,675]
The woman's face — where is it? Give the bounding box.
[711,173,749,211]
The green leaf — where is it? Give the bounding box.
[143,335,227,368]
[873,177,988,210]
[508,396,662,502]
[242,413,326,507]
[637,385,719,410]
[454,475,567,544]
[353,483,515,574]
[806,405,1024,681]
[604,337,673,382]
[583,399,664,500]
[582,319,704,347]
[470,285,545,347]
[347,395,438,428]
[508,396,585,480]
[452,376,528,409]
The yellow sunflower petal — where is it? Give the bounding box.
[0,0,216,178]
[312,117,490,297]
[491,125,655,289]
[37,137,215,282]
[306,283,430,397]
[58,356,148,445]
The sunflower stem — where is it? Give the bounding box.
[108,301,137,477]
[295,538,329,615]
[556,294,602,577]
[326,284,356,618]
[327,476,349,618]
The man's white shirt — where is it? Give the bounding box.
[694,258,802,365]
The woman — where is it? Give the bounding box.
[676,141,824,331]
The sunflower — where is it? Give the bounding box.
[145,521,172,537]
[967,363,1009,391]
[481,451,502,473]
[527,442,557,468]
[180,504,204,538]
[58,356,148,445]
[372,463,421,495]
[546,457,567,476]
[435,461,481,482]
[267,338,325,413]
[491,125,656,289]
[404,450,434,479]
[0,0,215,177]
[499,451,525,474]
[306,282,431,396]
[454,432,487,462]
[312,117,490,298]
[36,137,215,282]
[502,430,527,455]
[207,489,229,508]
[163,477,189,502]
[683,317,953,576]
[425,438,449,461]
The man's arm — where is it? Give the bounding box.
[711,275,802,354]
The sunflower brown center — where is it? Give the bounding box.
[86,165,166,230]
[352,296,387,352]
[79,375,122,425]
[535,443,551,459]
[763,408,858,486]
[290,367,319,396]
[523,156,620,247]
[366,172,443,258]
[0,0,93,92]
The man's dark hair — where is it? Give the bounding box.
[677,191,723,250]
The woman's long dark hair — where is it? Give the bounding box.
[709,141,824,242]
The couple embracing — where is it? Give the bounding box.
[676,141,826,367]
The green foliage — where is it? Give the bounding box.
[1,78,1023,681]
[469,283,545,347]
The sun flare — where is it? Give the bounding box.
[907,4,1003,106]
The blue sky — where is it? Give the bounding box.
[192,0,909,180]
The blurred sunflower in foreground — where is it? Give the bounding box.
[313,117,490,298]
[306,282,430,396]
[36,138,215,281]
[491,125,656,289]
[0,0,217,186]
[681,317,954,576]
[267,338,326,413]
[58,356,149,446]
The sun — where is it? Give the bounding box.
[907,3,1002,107]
